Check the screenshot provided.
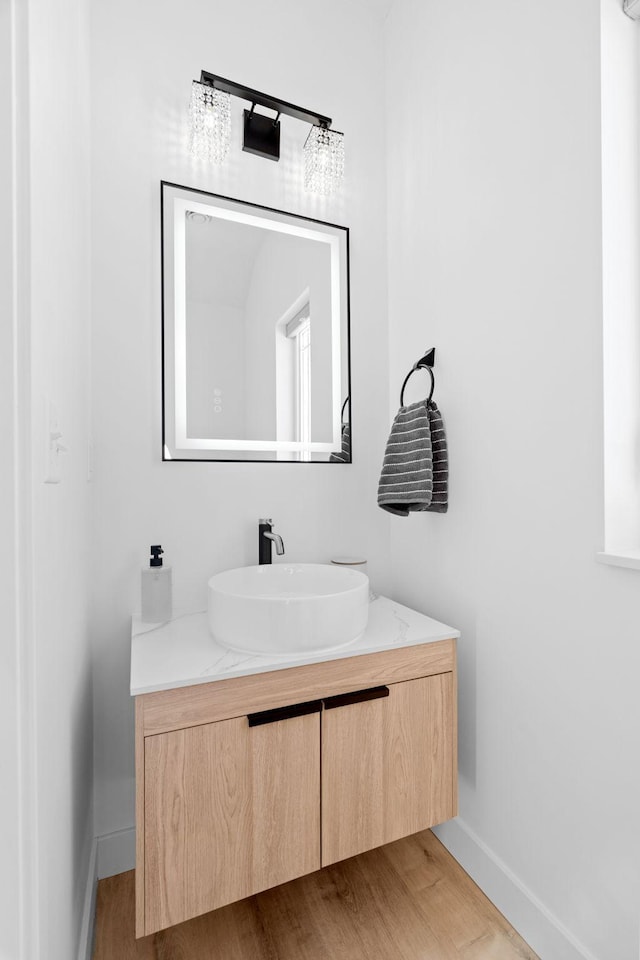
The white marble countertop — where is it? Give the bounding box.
[130,595,460,696]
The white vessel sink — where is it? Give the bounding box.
[207,563,370,656]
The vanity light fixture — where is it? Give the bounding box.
[189,71,345,195]
[189,82,231,163]
[304,126,345,197]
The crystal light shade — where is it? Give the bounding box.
[189,81,231,164]
[304,126,345,196]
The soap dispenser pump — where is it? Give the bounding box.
[141,545,172,623]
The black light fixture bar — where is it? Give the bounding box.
[200,71,333,129]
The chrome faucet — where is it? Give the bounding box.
[258,519,285,565]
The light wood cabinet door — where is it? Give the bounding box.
[144,707,321,934]
[321,674,455,866]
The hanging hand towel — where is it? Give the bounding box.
[377,401,433,515]
[423,400,448,513]
[329,423,351,463]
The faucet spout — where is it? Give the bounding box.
[263,532,285,556]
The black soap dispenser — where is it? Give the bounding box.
[141,545,172,623]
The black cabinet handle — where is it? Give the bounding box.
[323,686,389,711]
[248,699,323,727]
[248,686,390,725]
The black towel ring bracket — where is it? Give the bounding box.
[399,347,436,407]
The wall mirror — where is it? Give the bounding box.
[161,182,351,462]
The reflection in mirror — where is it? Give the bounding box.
[162,182,351,462]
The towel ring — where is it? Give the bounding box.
[400,348,436,406]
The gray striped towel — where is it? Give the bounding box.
[329,423,351,463]
[377,400,448,516]
[425,400,448,513]
[378,401,433,515]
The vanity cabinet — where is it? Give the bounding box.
[135,638,457,938]
[321,674,454,865]
[144,709,320,934]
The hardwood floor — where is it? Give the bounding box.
[93,829,539,960]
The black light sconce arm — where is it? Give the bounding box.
[199,71,333,129]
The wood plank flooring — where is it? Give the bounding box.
[93,829,539,960]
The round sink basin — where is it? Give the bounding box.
[207,563,370,656]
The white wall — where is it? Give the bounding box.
[386,2,639,958]
[89,0,390,839]
[27,0,94,958]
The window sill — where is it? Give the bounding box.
[596,550,640,571]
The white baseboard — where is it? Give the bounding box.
[77,837,98,960]
[96,826,136,879]
[76,827,136,960]
[433,818,600,960]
